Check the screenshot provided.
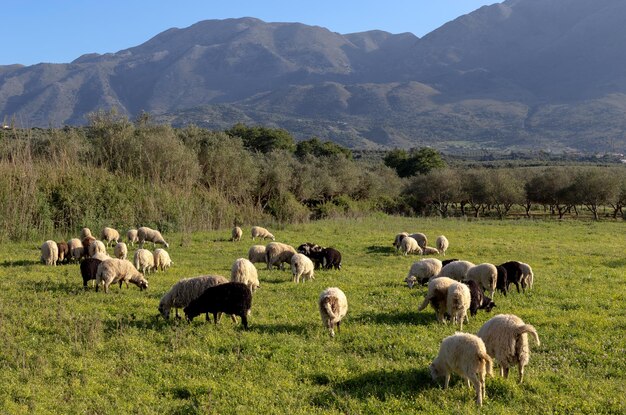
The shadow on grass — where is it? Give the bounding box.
[103,313,173,334]
[366,245,396,255]
[23,279,84,295]
[351,310,434,326]
[605,259,626,268]
[1,259,40,267]
[252,323,310,336]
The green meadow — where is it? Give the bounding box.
[0,216,625,414]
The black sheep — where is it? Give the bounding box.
[464,280,496,317]
[441,258,459,267]
[322,247,342,270]
[499,261,524,293]
[496,265,508,296]
[80,258,102,288]
[297,242,325,269]
[184,282,252,329]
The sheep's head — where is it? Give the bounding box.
[158,303,170,319]
[405,276,417,289]
[480,297,496,312]
[429,362,443,381]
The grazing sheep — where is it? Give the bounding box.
[100,227,120,247]
[430,332,493,407]
[80,227,92,239]
[56,241,69,264]
[400,236,422,256]
[133,248,155,274]
[477,314,540,383]
[409,232,428,250]
[322,247,342,270]
[40,240,59,266]
[519,262,534,291]
[114,242,128,260]
[127,229,139,246]
[91,252,110,261]
[318,287,348,337]
[496,265,508,296]
[265,242,297,270]
[297,242,325,269]
[466,263,498,298]
[251,226,275,241]
[80,258,102,288]
[82,236,96,258]
[232,226,243,242]
[499,261,524,293]
[392,232,409,251]
[89,240,107,257]
[436,235,449,256]
[184,282,252,329]
[422,246,440,255]
[438,260,475,281]
[291,253,315,283]
[137,226,169,248]
[447,282,471,331]
[441,258,459,267]
[231,258,260,292]
[463,280,496,317]
[95,258,148,293]
[417,276,457,323]
[247,245,267,264]
[405,258,443,288]
[153,248,173,272]
[158,275,229,319]
[68,238,84,262]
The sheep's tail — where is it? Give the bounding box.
[516,324,540,346]
[322,297,337,321]
[479,350,493,376]
[417,294,431,311]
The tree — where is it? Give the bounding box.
[485,169,524,219]
[571,167,620,220]
[403,168,461,217]
[461,170,490,218]
[295,137,352,159]
[384,147,445,178]
[226,123,296,153]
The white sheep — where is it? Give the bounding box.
[91,252,111,261]
[438,260,475,281]
[95,258,148,293]
[89,240,107,257]
[127,229,139,246]
[409,232,428,250]
[447,282,471,331]
[230,258,260,292]
[133,248,155,274]
[114,242,128,260]
[422,246,440,255]
[318,287,348,337]
[519,262,534,291]
[291,253,315,283]
[247,245,267,264]
[392,232,409,251]
[265,242,297,270]
[251,226,275,241]
[466,263,497,298]
[477,314,540,383]
[436,235,449,256]
[100,227,120,247]
[68,238,84,262]
[158,274,229,319]
[405,258,443,288]
[153,248,173,272]
[80,227,92,239]
[400,236,422,256]
[40,240,59,266]
[232,226,243,242]
[430,332,493,406]
[137,226,169,248]
[417,276,457,323]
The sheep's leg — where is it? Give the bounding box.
[471,377,483,406]
[230,314,237,323]
[514,282,520,293]
[205,313,210,322]
[175,309,180,319]
[212,313,219,324]
[336,321,341,334]
[443,373,450,389]
[502,366,509,379]
[518,363,525,384]
[240,314,248,330]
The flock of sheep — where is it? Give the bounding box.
[39,224,541,406]
[393,231,540,406]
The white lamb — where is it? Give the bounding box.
[137,226,169,248]
[114,242,128,260]
[231,258,260,292]
[447,282,471,331]
[68,238,84,262]
[422,246,440,255]
[100,227,120,247]
[430,332,493,406]
[400,236,422,256]
[318,287,348,337]
[95,258,148,293]
[247,245,267,264]
[89,240,107,257]
[232,226,243,242]
[133,248,155,274]
[265,242,297,270]
[158,275,229,319]
[291,253,315,283]
[409,232,428,250]
[40,240,59,266]
[519,262,534,291]
[438,260,475,281]
[251,226,275,241]
[466,263,497,298]
[477,314,540,383]
[417,276,457,323]
[127,229,139,246]
[153,248,173,272]
[436,235,449,256]
[405,258,443,288]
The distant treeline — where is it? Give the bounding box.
[0,110,624,241]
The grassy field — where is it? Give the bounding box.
[0,216,625,414]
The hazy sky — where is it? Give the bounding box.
[2,0,498,66]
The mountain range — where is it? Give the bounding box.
[2,0,626,152]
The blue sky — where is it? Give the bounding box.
[2,0,498,66]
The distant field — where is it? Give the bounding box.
[1,216,625,414]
